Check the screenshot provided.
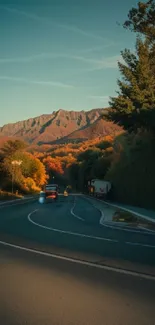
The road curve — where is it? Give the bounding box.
[0,195,155,324]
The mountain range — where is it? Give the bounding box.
[0,108,122,149]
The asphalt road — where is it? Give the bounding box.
[0,195,155,325]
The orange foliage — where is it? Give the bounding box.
[21,177,41,192]
[43,156,64,174]
[60,154,76,168]
[35,132,124,178]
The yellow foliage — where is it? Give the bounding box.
[22,177,40,192]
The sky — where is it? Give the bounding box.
[0,0,138,126]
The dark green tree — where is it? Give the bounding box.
[123,0,155,75]
[77,149,101,163]
[123,0,155,43]
[96,140,112,150]
[68,163,79,190]
[105,130,155,208]
[107,38,155,132]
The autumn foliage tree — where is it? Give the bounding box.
[0,140,48,193]
[43,156,64,175]
[67,138,114,191]
[0,139,27,157]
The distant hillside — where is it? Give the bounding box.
[0,136,18,148]
[66,117,121,141]
[0,108,122,149]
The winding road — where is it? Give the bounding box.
[0,194,155,325]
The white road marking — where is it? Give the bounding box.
[0,198,21,205]
[126,241,155,248]
[0,196,35,205]
[0,239,155,281]
[70,196,84,221]
[80,195,105,221]
[99,213,105,224]
[138,226,155,233]
[27,209,117,242]
[28,209,155,248]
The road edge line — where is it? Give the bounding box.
[0,198,37,209]
[0,239,155,281]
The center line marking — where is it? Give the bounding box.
[27,209,117,242]
[70,196,84,221]
[27,209,155,249]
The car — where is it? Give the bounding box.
[45,184,58,201]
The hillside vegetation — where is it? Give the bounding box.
[0,1,155,209]
[42,0,155,210]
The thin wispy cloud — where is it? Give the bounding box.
[0,52,121,71]
[0,76,74,88]
[63,54,107,65]
[88,95,110,102]
[85,55,122,71]
[1,6,106,41]
[77,43,116,54]
[0,53,57,63]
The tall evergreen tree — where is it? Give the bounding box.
[123,0,155,43]
[107,38,155,132]
[107,0,155,132]
[123,0,155,74]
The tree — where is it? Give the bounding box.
[2,156,23,190]
[123,0,155,75]
[0,140,48,192]
[123,0,155,43]
[28,156,48,187]
[91,156,111,180]
[105,130,155,208]
[107,0,155,132]
[43,156,64,175]
[77,149,101,162]
[0,139,27,157]
[107,38,155,132]
[96,139,112,150]
[68,163,79,189]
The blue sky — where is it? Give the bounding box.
[0,0,138,126]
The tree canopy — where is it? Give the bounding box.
[108,38,155,132]
[1,139,27,157]
[123,0,155,43]
[106,0,155,133]
[0,140,48,193]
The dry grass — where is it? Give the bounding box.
[0,190,23,201]
[113,210,138,223]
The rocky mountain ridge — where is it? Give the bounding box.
[0,108,121,147]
